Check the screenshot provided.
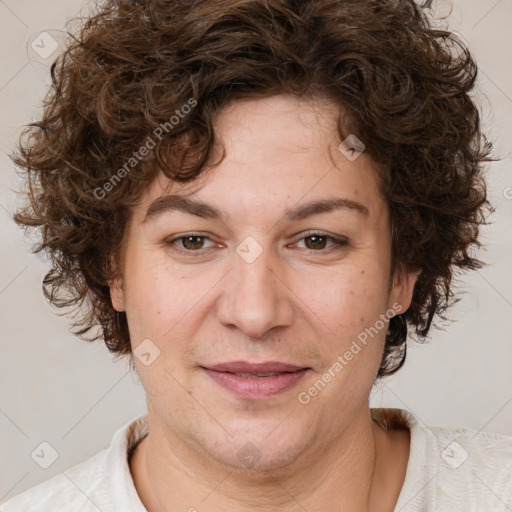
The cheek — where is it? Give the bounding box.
[312,265,389,325]
[121,254,182,341]
[305,270,391,381]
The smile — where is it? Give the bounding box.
[201,361,310,400]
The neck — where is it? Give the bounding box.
[130,407,408,512]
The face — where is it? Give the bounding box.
[110,95,417,471]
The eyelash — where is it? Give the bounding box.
[164,231,350,255]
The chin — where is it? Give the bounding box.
[203,427,309,472]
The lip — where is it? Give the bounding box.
[205,361,306,374]
[202,361,309,400]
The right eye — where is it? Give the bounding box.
[164,233,218,253]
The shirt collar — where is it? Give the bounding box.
[106,413,149,511]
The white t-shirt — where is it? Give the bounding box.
[1,408,511,511]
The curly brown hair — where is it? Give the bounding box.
[13,0,494,377]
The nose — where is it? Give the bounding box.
[216,239,294,338]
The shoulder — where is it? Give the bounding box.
[425,422,512,506]
[372,408,512,510]
[0,414,148,512]
[0,449,110,512]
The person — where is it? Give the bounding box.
[2,0,511,510]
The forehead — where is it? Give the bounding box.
[134,95,386,224]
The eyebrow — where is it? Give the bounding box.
[143,195,369,223]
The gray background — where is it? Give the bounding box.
[1,0,511,501]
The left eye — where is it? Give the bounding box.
[295,233,349,251]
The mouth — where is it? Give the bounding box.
[201,361,310,400]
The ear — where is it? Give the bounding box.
[107,256,126,312]
[388,265,420,316]
[109,277,125,312]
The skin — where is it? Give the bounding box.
[110,95,418,511]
